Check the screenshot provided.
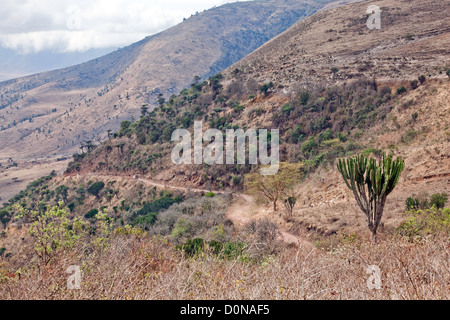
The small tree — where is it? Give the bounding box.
[260,82,274,96]
[337,153,405,242]
[406,196,420,210]
[283,196,297,218]
[15,203,86,265]
[87,182,105,199]
[140,104,149,117]
[245,162,302,211]
[430,193,448,209]
[55,185,69,203]
[418,75,426,84]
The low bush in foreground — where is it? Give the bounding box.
[0,233,448,300]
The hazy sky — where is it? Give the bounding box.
[0,0,237,54]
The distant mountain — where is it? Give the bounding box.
[227,0,449,90]
[0,0,335,163]
[0,47,117,82]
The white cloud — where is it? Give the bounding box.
[0,0,234,54]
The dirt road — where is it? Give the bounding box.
[73,173,310,246]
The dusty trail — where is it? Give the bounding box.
[226,192,311,247]
[70,173,311,247]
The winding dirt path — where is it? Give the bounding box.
[226,192,311,247]
[69,173,311,246]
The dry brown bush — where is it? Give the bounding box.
[1,233,448,300]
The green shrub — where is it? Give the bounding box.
[289,125,305,144]
[132,212,158,229]
[396,86,407,94]
[87,182,105,198]
[338,132,348,142]
[319,129,333,142]
[207,240,224,255]
[137,196,181,217]
[361,148,383,158]
[410,80,418,90]
[396,207,450,241]
[180,238,204,257]
[281,104,293,115]
[85,209,99,219]
[205,192,215,198]
[298,90,310,105]
[406,196,420,210]
[0,210,10,226]
[171,218,193,239]
[301,137,318,157]
[430,193,448,209]
[68,203,75,212]
[118,120,132,137]
[221,241,246,260]
[260,82,274,96]
[418,75,426,84]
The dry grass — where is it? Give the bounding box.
[1,233,448,300]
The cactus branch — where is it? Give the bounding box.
[337,153,405,241]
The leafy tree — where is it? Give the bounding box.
[0,210,10,227]
[406,196,420,210]
[245,162,303,211]
[157,93,166,109]
[85,209,99,219]
[15,203,86,265]
[430,193,448,209]
[337,153,405,242]
[55,185,69,203]
[418,75,426,84]
[260,81,274,96]
[396,86,407,94]
[283,196,297,218]
[301,136,318,157]
[209,73,224,97]
[140,104,149,117]
[87,182,105,199]
[132,212,158,230]
[118,120,132,137]
[68,202,76,212]
[84,140,96,153]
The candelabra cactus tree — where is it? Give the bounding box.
[337,153,405,242]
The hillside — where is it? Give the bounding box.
[0,0,331,160]
[0,47,117,82]
[0,0,336,201]
[42,0,448,235]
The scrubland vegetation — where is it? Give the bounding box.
[0,178,448,300]
[0,203,448,299]
[1,68,448,300]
